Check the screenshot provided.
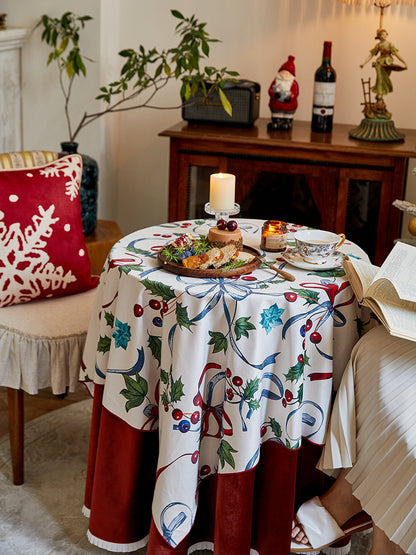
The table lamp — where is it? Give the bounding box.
[337,0,415,142]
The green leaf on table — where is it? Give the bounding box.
[208,331,228,354]
[170,376,185,402]
[141,278,176,302]
[97,335,111,353]
[148,335,161,366]
[104,311,114,328]
[289,288,320,306]
[243,377,259,400]
[269,417,282,438]
[234,316,255,340]
[121,373,148,411]
[176,303,195,330]
[217,439,238,469]
[125,246,150,256]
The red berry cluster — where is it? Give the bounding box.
[217,219,238,231]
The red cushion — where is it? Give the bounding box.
[0,154,98,307]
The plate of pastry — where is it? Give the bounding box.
[158,230,261,278]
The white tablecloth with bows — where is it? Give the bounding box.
[80,219,370,554]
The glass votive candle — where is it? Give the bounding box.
[261,220,287,252]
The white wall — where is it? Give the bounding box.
[2,0,416,236]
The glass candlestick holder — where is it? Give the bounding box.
[204,202,240,222]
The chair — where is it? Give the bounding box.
[0,151,98,484]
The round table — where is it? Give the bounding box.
[80,219,372,554]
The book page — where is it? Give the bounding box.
[371,242,416,302]
[343,259,379,302]
[364,295,416,342]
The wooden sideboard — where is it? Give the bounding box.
[159,119,416,264]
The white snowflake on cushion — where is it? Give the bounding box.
[0,205,76,306]
[39,156,82,201]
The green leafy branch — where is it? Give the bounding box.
[37,9,239,142]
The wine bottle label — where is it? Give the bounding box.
[312,107,334,116]
[313,82,336,107]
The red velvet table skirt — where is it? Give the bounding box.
[84,385,329,554]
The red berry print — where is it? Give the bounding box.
[305,318,313,331]
[162,301,169,313]
[149,300,161,310]
[191,451,199,464]
[310,332,322,344]
[133,304,143,317]
[260,426,267,437]
[232,376,243,387]
[226,368,232,378]
[285,390,293,402]
[284,292,297,302]
[172,408,183,420]
[298,354,304,363]
[191,411,200,424]
[282,399,287,408]
[200,465,211,476]
[242,275,256,281]
[164,403,169,412]
[226,388,234,400]
[193,393,203,407]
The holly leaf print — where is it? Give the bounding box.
[97,335,111,353]
[161,391,169,406]
[269,417,282,438]
[104,311,114,328]
[120,373,148,412]
[112,319,131,349]
[208,331,228,354]
[248,399,260,411]
[243,377,259,400]
[141,278,176,302]
[289,288,319,306]
[170,376,185,402]
[234,316,256,340]
[176,303,195,331]
[160,368,169,385]
[297,383,303,405]
[148,334,161,366]
[118,264,143,275]
[309,268,345,278]
[125,246,149,256]
[217,439,238,469]
[285,353,310,382]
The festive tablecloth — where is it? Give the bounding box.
[80,219,371,554]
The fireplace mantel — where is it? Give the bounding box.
[0,27,30,151]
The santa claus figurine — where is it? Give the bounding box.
[268,55,299,131]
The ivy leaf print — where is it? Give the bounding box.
[112,319,131,349]
[170,376,185,402]
[97,335,111,353]
[148,335,161,366]
[208,331,228,354]
[141,278,176,302]
[234,316,256,340]
[120,373,148,411]
[285,352,310,382]
[104,311,114,328]
[176,303,195,331]
[217,439,238,469]
[289,288,320,306]
[269,417,282,438]
[260,303,285,334]
[243,377,259,400]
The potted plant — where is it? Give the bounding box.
[36,9,238,234]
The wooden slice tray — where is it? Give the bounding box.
[158,245,261,278]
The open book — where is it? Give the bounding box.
[343,241,416,342]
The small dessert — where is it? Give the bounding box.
[182,254,203,269]
[207,219,243,249]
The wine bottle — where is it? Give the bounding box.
[311,41,336,133]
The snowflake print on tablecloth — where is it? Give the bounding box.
[0,205,76,306]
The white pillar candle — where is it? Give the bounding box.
[209,173,236,211]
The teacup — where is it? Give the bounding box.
[294,230,346,264]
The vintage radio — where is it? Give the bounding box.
[182,79,260,127]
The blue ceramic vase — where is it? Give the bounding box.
[60,141,98,236]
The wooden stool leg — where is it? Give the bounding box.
[7,387,24,485]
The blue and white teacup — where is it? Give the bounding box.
[294,229,346,264]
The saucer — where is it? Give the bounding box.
[281,248,348,270]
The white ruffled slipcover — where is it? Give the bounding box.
[0,288,97,395]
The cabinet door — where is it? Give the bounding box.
[338,168,394,264]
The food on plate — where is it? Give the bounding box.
[207,222,243,249]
